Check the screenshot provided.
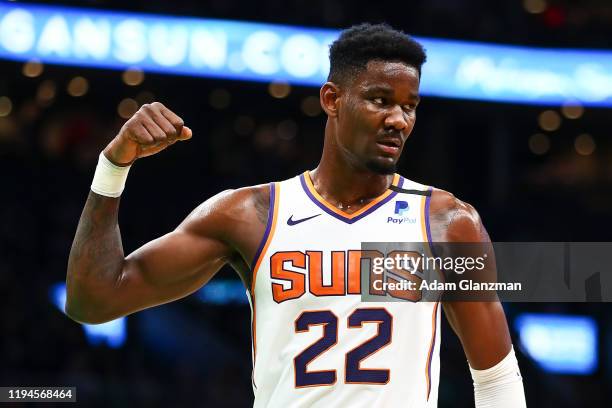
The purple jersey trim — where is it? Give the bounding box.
[424,186,433,244]
[250,182,276,272]
[427,302,439,400]
[299,174,403,225]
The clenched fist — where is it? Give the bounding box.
[103,102,192,166]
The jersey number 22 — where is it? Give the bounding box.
[294,307,391,387]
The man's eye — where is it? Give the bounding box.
[372,97,385,105]
[403,104,417,112]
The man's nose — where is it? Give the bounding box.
[384,106,408,131]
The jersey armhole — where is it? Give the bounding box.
[250,182,280,293]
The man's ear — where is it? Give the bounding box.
[320,82,341,118]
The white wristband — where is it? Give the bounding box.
[469,346,527,408]
[90,152,132,198]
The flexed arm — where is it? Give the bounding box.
[66,102,236,324]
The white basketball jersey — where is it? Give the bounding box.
[248,171,441,408]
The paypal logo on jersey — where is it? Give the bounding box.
[394,201,409,215]
[388,200,416,224]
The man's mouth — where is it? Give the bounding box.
[376,138,402,154]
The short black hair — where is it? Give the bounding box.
[328,23,427,86]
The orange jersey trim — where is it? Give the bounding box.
[250,182,280,380]
[302,171,400,219]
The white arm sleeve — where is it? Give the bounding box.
[469,346,527,408]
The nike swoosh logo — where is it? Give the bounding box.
[287,214,321,226]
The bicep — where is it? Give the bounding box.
[109,225,231,318]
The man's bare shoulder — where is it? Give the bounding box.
[429,187,487,242]
[180,184,270,231]
[234,184,271,225]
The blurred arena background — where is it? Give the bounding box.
[1,0,611,406]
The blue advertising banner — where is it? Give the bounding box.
[1,3,611,106]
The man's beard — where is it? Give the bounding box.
[365,159,397,175]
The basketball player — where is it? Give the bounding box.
[66,24,526,407]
